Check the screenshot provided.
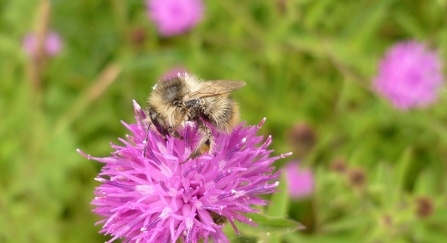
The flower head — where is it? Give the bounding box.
[286,122,317,157]
[347,167,367,188]
[78,101,290,243]
[373,40,443,110]
[146,0,204,37]
[161,66,189,81]
[283,161,314,199]
[329,158,347,174]
[415,196,434,218]
[22,31,62,58]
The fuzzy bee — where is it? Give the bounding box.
[145,73,245,160]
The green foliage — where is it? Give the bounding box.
[1,0,447,242]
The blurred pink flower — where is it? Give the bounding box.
[284,161,314,199]
[22,31,62,58]
[373,40,443,110]
[161,66,189,80]
[146,0,204,36]
[78,101,290,242]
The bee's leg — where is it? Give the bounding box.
[148,107,168,138]
[143,110,168,158]
[197,122,212,155]
[168,126,183,139]
[181,120,212,163]
[170,108,189,140]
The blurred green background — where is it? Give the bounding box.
[1,0,447,242]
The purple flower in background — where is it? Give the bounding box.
[78,101,290,243]
[22,31,62,58]
[373,40,443,110]
[146,0,204,36]
[284,161,314,199]
[161,66,189,80]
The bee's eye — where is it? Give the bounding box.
[185,99,199,108]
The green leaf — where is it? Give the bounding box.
[237,213,303,236]
[395,11,425,38]
[320,214,370,233]
[395,147,414,191]
[267,174,289,217]
[284,232,354,243]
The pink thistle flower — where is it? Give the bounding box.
[284,161,314,199]
[78,101,291,243]
[161,66,190,81]
[146,0,204,36]
[22,31,63,58]
[373,40,444,110]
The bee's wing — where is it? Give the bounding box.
[188,80,246,99]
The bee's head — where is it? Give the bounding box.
[148,77,189,127]
[153,77,187,107]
